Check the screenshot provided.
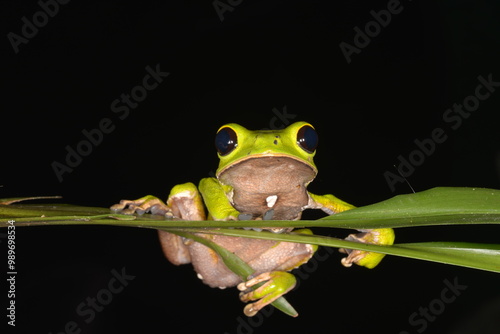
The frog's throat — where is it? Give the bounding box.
[215,153,317,178]
[216,155,317,221]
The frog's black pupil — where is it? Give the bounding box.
[215,127,238,156]
[297,125,318,153]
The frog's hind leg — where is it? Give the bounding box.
[158,183,206,265]
[238,271,297,317]
[339,228,395,269]
[110,183,206,265]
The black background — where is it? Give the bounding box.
[2,1,500,333]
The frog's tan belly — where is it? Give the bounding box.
[218,157,315,220]
[188,234,315,288]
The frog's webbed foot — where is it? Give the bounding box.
[237,271,296,317]
[339,228,395,269]
[110,195,172,216]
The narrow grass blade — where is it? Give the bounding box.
[187,228,500,273]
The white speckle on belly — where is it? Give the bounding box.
[266,195,278,208]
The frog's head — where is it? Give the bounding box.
[215,121,318,177]
[214,122,319,221]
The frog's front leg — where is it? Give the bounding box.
[198,177,240,220]
[308,192,395,269]
[110,195,171,216]
[111,183,206,219]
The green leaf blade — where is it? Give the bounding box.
[317,187,500,229]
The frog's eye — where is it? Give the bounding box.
[297,125,318,153]
[215,127,238,156]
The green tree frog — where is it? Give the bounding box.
[111,122,394,316]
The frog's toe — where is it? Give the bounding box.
[110,195,171,216]
[262,208,275,220]
[110,199,144,214]
[237,271,296,317]
[238,213,254,220]
[339,228,395,269]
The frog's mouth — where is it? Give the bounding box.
[217,155,317,222]
[216,153,317,178]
